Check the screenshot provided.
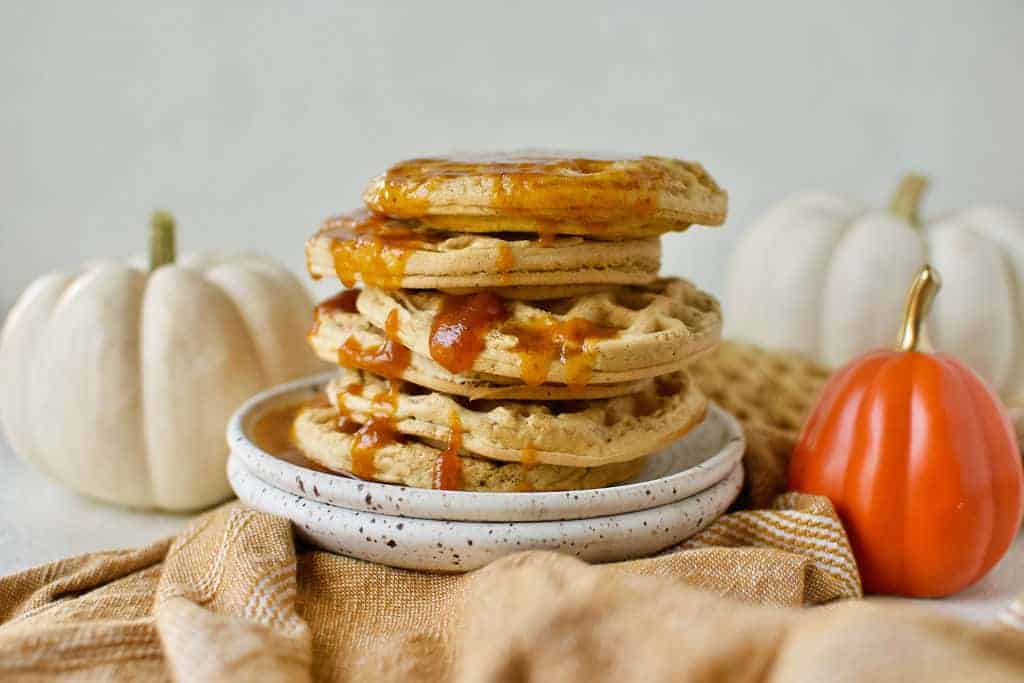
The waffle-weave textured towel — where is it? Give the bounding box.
[1,496,1023,682]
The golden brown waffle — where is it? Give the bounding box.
[354,279,721,386]
[308,306,650,401]
[326,368,706,468]
[294,404,646,491]
[305,211,660,290]
[362,152,728,237]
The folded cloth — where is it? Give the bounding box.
[2,341,1022,682]
[0,500,1022,682]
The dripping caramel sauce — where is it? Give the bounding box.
[333,308,411,480]
[424,291,620,387]
[336,309,412,379]
[324,209,439,288]
[316,289,361,316]
[520,443,538,470]
[310,289,361,338]
[502,317,618,387]
[433,409,464,491]
[345,378,405,480]
[428,292,510,374]
[495,242,515,278]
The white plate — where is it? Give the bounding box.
[228,454,743,571]
[227,373,745,522]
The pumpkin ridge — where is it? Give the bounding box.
[202,270,270,387]
[944,356,998,585]
[954,356,1024,582]
[850,353,910,594]
[907,355,982,595]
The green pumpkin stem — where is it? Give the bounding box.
[150,210,177,271]
[898,265,942,352]
[889,173,929,227]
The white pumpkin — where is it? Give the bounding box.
[726,175,1024,400]
[0,212,324,510]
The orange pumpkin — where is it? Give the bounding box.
[789,265,1024,597]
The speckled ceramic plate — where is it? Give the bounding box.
[227,373,745,522]
[228,454,743,571]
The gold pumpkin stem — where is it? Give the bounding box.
[889,173,929,227]
[150,210,177,271]
[898,265,942,352]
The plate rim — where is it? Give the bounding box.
[227,454,744,571]
[227,371,746,521]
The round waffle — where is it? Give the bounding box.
[305,210,660,290]
[308,303,651,400]
[354,279,722,386]
[361,152,728,237]
[294,404,646,491]
[326,368,707,467]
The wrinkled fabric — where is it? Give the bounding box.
[2,426,1021,682]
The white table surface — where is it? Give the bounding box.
[1,436,1021,624]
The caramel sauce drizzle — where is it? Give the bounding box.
[428,292,510,374]
[520,443,538,470]
[348,414,397,479]
[310,289,361,338]
[334,309,410,481]
[433,409,464,490]
[535,223,558,246]
[495,242,515,276]
[336,309,412,379]
[347,379,404,480]
[323,209,439,289]
[502,317,619,387]
[370,154,672,225]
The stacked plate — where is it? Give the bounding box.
[227,374,745,571]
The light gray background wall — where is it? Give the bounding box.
[3,0,1022,313]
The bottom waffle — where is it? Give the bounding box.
[294,404,646,491]
[327,368,707,467]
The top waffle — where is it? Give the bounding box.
[354,278,722,386]
[362,152,728,238]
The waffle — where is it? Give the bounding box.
[309,305,651,401]
[438,284,613,300]
[354,279,722,385]
[305,211,660,290]
[294,404,646,491]
[325,368,707,467]
[362,152,728,237]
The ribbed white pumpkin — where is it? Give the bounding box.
[726,175,1024,399]
[0,213,323,510]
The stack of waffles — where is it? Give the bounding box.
[299,153,728,492]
